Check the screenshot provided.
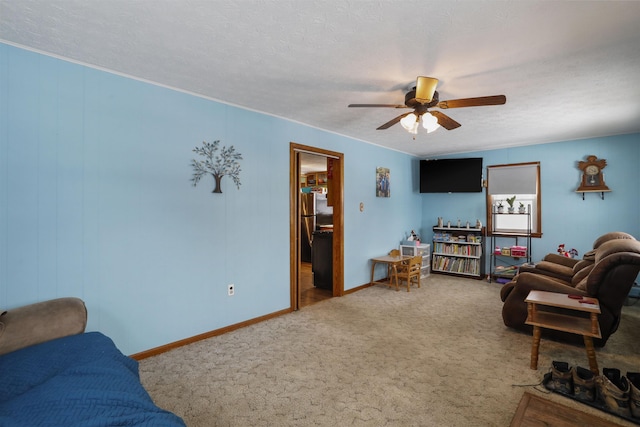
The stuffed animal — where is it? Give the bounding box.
[557,244,578,258]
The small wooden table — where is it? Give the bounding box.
[370,255,411,291]
[525,290,601,374]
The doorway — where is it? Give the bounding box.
[290,143,344,310]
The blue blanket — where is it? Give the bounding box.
[0,332,185,427]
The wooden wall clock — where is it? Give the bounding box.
[576,155,610,198]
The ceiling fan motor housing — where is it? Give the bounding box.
[405,90,439,110]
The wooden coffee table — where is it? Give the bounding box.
[525,290,601,375]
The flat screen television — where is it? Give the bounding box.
[420,158,483,193]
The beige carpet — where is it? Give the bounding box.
[139,275,640,426]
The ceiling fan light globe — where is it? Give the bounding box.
[422,113,441,133]
[415,77,439,103]
[400,113,418,132]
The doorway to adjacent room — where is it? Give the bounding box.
[290,143,344,310]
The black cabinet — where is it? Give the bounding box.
[312,231,333,289]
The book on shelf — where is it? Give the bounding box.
[434,243,481,257]
[433,255,480,275]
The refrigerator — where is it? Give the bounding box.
[300,192,333,263]
[300,193,316,263]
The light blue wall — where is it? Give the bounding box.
[420,134,640,275]
[3,43,638,355]
[0,44,422,354]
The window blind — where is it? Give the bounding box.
[488,163,539,195]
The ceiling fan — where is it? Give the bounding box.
[348,76,506,135]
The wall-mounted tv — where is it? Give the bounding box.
[420,158,483,193]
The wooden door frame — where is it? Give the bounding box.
[290,143,344,310]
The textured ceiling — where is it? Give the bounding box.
[2,0,640,157]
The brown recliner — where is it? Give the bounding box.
[518,231,635,282]
[500,238,640,347]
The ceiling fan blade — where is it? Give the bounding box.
[377,112,413,130]
[430,111,461,130]
[348,104,408,108]
[436,95,506,109]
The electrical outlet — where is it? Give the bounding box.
[227,284,235,296]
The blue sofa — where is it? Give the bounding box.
[0,298,185,426]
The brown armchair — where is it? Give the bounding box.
[500,238,640,347]
[518,231,635,282]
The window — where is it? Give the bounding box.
[486,162,541,237]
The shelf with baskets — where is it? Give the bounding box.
[431,227,484,279]
[489,211,532,283]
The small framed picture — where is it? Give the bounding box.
[376,167,390,197]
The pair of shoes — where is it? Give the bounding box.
[596,368,632,417]
[546,363,640,418]
[573,366,596,402]
[627,372,640,418]
[546,361,573,394]
[544,361,596,402]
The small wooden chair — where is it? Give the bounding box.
[396,255,422,292]
[387,249,401,279]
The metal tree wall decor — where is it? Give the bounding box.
[191,140,243,193]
